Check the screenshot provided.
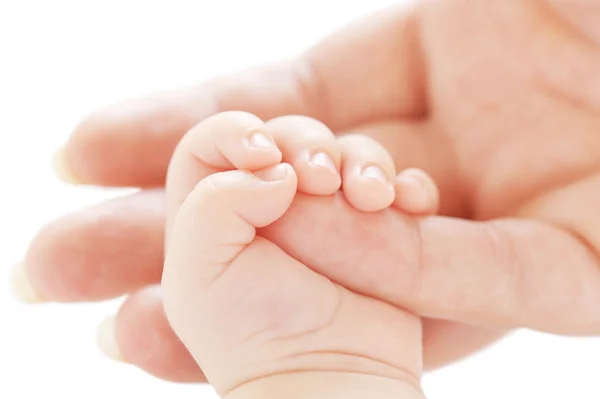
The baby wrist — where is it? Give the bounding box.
[224,371,425,399]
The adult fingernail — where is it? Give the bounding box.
[97,316,127,363]
[52,146,81,184]
[10,261,44,304]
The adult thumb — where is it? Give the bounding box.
[263,193,600,336]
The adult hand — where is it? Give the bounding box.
[14,0,600,382]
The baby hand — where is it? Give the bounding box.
[162,112,438,398]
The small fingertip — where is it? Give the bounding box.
[360,165,394,192]
[244,132,277,150]
[297,151,341,194]
[308,152,338,175]
[52,146,81,184]
[97,316,128,363]
[10,261,44,304]
[394,169,439,215]
[254,163,292,182]
[343,165,395,212]
[232,130,282,168]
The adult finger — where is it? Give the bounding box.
[263,192,600,335]
[99,285,207,383]
[59,3,426,187]
[11,190,165,302]
[421,320,508,370]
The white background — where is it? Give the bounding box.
[1,0,600,398]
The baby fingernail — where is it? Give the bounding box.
[397,169,435,193]
[10,261,44,304]
[246,132,276,149]
[52,146,81,184]
[254,163,290,182]
[361,165,392,188]
[396,172,424,188]
[308,152,338,174]
[97,316,127,363]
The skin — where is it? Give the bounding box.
[12,0,600,382]
[162,112,438,398]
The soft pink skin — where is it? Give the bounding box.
[164,166,426,399]
[162,113,429,398]
[20,0,600,382]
